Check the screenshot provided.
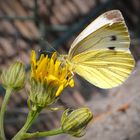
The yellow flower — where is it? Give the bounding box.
[31,50,74,97]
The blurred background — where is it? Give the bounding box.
[0,0,140,140]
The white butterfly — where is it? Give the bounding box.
[63,10,135,88]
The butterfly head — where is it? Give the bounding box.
[58,55,75,73]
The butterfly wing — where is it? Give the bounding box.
[71,50,134,88]
[68,10,130,59]
[68,10,135,88]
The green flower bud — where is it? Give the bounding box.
[1,61,25,90]
[29,79,58,108]
[61,107,93,137]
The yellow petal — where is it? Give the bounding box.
[54,60,61,76]
[69,79,74,87]
[31,50,37,66]
[37,54,46,66]
[56,84,64,96]
[47,75,58,84]
[51,52,57,61]
[49,57,54,75]
[36,58,47,74]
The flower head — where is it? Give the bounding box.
[61,107,93,137]
[29,51,74,107]
[1,61,25,90]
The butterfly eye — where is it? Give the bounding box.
[110,35,117,41]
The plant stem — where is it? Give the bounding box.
[22,128,63,139]
[12,107,42,140]
[0,88,13,140]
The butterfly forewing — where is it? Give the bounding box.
[68,10,130,59]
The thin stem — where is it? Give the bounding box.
[0,88,13,140]
[22,128,63,139]
[12,107,42,140]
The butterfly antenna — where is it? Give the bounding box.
[40,38,60,56]
[59,98,76,109]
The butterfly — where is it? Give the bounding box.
[60,10,135,89]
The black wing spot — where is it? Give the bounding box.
[110,35,117,41]
[108,46,115,50]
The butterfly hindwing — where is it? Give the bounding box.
[71,50,134,88]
